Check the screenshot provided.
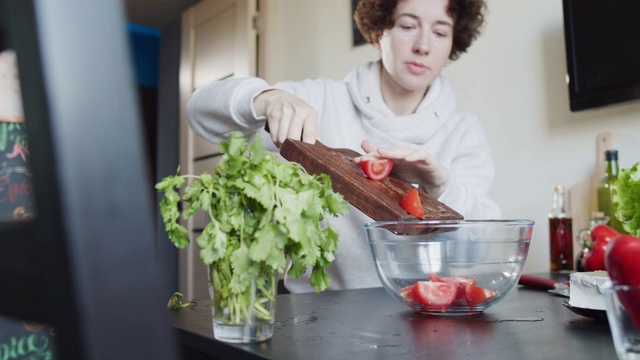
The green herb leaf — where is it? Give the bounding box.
[167,292,192,310]
[310,265,331,293]
[198,221,228,264]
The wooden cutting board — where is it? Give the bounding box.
[280,139,463,222]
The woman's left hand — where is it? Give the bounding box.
[353,139,451,198]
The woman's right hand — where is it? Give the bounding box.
[253,89,318,148]
[354,139,452,199]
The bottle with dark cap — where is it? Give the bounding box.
[597,149,625,233]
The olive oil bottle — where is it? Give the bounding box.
[597,150,626,233]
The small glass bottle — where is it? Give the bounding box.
[597,150,626,233]
[549,185,573,272]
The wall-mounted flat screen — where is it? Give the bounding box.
[563,0,640,111]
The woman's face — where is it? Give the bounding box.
[376,0,453,96]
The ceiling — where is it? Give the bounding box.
[124,0,200,28]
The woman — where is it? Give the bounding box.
[187,0,500,293]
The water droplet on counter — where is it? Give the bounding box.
[369,344,401,349]
[274,315,318,327]
[478,317,544,323]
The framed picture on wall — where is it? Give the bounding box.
[352,0,366,46]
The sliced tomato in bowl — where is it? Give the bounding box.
[430,275,475,302]
[411,281,457,309]
[400,275,497,313]
[359,158,393,181]
[400,284,418,303]
[428,274,476,286]
[465,285,496,311]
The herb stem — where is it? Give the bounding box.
[258,283,275,302]
[253,302,272,320]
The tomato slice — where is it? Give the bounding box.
[400,188,425,219]
[411,281,457,308]
[401,284,415,293]
[360,158,393,181]
[429,274,475,303]
[400,284,418,303]
[428,274,476,286]
[465,285,496,311]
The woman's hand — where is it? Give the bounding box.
[354,139,451,198]
[253,89,318,147]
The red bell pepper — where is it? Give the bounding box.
[581,225,618,271]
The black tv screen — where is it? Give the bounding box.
[562,0,640,112]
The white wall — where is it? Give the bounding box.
[260,0,377,83]
[260,0,640,274]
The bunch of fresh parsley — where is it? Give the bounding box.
[156,132,349,324]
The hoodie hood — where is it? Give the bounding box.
[344,61,457,146]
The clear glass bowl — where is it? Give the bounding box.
[365,219,535,315]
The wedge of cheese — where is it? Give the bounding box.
[569,271,609,310]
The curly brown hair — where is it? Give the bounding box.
[354,0,486,61]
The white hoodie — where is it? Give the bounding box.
[187,61,501,293]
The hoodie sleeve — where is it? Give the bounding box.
[186,77,273,144]
[186,77,329,145]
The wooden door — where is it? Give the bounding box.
[179,0,258,300]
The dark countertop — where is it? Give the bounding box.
[170,283,615,360]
